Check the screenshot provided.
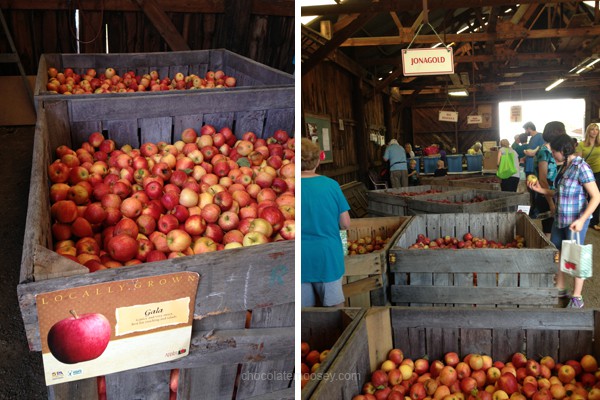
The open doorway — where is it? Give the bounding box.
[498,99,585,143]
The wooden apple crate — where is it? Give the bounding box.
[307,307,599,400]
[342,217,410,307]
[406,188,530,214]
[301,308,365,400]
[444,175,528,193]
[366,185,462,217]
[419,173,481,186]
[18,88,295,399]
[389,212,558,308]
[34,49,294,109]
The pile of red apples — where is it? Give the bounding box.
[47,126,295,271]
[46,67,237,95]
[347,235,391,255]
[300,342,331,389]
[407,233,526,249]
[354,348,600,400]
[385,189,443,197]
[427,195,487,204]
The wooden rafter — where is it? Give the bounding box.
[302,12,377,76]
[302,0,578,16]
[0,0,294,16]
[340,26,600,47]
[134,0,190,51]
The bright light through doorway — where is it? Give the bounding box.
[498,99,586,143]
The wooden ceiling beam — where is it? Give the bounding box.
[302,12,377,76]
[0,0,294,16]
[340,26,600,47]
[135,0,190,51]
[302,0,578,17]
[358,52,578,66]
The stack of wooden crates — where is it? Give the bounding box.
[20,50,295,399]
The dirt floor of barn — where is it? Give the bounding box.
[2,126,600,399]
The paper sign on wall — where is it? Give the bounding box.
[439,111,459,122]
[510,106,522,122]
[36,272,199,385]
[402,48,454,76]
[467,115,483,124]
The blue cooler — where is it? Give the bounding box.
[446,154,463,172]
[423,156,441,174]
[465,154,483,171]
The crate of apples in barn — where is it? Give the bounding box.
[34,49,294,108]
[343,217,411,307]
[301,308,365,400]
[308,307,600,400]
[367,186,460,217]
[19,83,295,400]
[388,212,558,308]
[406,189,529,214]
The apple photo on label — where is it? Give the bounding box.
[47,310,111,364]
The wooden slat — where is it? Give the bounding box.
[105,370,170,400]
[342,275,382,299]
[391,286,556,306]
[47,378,98,400]
[135,0,190,51]
[236,303,295,398]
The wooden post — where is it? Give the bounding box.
[353,76,369,183]
[224,0,253,56]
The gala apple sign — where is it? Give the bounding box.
[37,272,199,385]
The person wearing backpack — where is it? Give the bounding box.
[497,139,521,191]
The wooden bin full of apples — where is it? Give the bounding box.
[18,84,295,400]
[342,216,410,307]
[308,307,599,400]
[389,212,558,308]
[300,308,365,400]
[34,49,294,110]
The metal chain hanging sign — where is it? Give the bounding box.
[402,2,454,76]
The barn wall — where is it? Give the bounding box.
[410,103,499,154]
[302,61,395,186]
[0,6,294,76]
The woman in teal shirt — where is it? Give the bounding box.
[301,138,351,307]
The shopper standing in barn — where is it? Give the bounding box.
[528,131,600,308]
[383,139,408,188]
[575,123,600,231]
[523,121,544,175]
[497,139,521,192]
[301,138,351,308]
[530,122,562,238]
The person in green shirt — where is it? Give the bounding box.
[576,123,600,230]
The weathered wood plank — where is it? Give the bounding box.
[236,303,295,398]
[47,378,98,400]
[391,286,557,306]
[105,369,170,400]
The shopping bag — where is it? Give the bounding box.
[496,151,517,179]
[560,231,593,279]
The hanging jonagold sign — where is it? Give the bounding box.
[402,48,454,76]
[439,111,459,122]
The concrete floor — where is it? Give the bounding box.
[0,126,46,399]
[2,125,600,399]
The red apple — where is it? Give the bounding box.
[47,310,111,364]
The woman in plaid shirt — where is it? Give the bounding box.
[528,132,600,308]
